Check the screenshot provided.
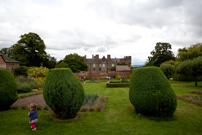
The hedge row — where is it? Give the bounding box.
[109,80,121,83]
[106,83,129,88]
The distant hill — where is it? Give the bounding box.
[131,65,144,68]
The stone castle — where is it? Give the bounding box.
[83,55,131,72]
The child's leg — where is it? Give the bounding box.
[31,123,36,129]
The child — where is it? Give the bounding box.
[28,103,38,131]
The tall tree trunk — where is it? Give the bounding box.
[194,76,197,86]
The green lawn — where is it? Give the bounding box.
[0,81,202,135]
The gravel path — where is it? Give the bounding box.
[11,94,48,108]
[11,94,107,112]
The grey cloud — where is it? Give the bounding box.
[86,0,185,28]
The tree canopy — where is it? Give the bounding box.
[177,43,202,61]
[0,32,56,68]
[61,53,88,73]
[176,56,202,86]
[160,63,175,79]
[12,32,46,67]
[147,42,175,67]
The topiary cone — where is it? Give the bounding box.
[0,68,18,110]
[43,68,85,119]
[129,67,177,117]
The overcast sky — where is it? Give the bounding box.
[0,0,202,65]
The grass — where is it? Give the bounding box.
[0,81,202,135]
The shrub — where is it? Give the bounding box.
[129,67,177,117]
[43,68,85,119]
[27,67,49,78]
[17,83,32,93]
[14,66,28,76]
[0,68,18,110]
[106,83,129,88]
[115,75,121,80]
[15,76,35,93]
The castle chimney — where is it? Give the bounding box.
[96,54,99,59]
[107,55,111,59]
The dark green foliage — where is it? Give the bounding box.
[1,32,56,68]
[14,66,28,76]
[107,83,129,88]
[12,32,47,67]
[17,83,32,93]
[176,56,202,86]
[148,42,175,67]
[109,66,116,71]
[15,76,35,93]
[129,67,177,117]
[0,68,18,110]
[43,68,85,119]
[62,53,88,73]
[109,80,129,83]
[177,43,202,61]
[55,61,69,68]
[160,64,175,78]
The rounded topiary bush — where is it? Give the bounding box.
[0,68,18,110]
[43,68,85,119]
[129,67,177,117]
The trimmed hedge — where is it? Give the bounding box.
[106,83,129,88]
[0,68,18,110]
[109,80,130,83]
[129,67,177,117]
[43,68,85,119]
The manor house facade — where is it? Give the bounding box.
[83,55,131,72]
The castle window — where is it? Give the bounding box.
[103,64,105,67]
[99,68,101,71]
[93,68,95,71]
[93,64,95,67]
[112,64,114,67]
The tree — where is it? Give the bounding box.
[1,32,56,68]
[55,61,69,68]
[176,56,202,86]
[190,56,202,86]
[148,42,175,67]
[43,54,57,69]
[177,43,202,61]
[12,32,47,67]
[160,63,175,79]
[0,48,13,58]
[176,60,192,82]
[62,53,88,73]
